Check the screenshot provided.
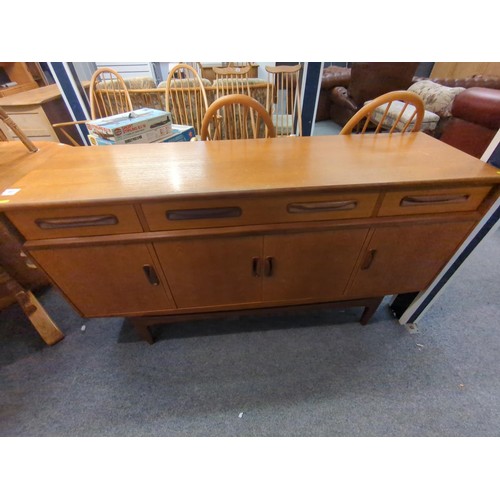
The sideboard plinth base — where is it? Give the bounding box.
[128,297,384,344]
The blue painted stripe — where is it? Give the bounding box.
[302,62,322,136]
[49,62,90,145]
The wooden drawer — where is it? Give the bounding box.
[141,192,379,231]
[378,186,492,216]
[1,107,56,141]
[9,109,48,130]
[7,204,143,240]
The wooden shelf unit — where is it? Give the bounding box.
[0,62,39,97]
[0,84,84,146]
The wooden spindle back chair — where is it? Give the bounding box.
[165,63,209,137]
[265,64,303,136]
[340,90,425,135]
[0,107,64,345]
[212,65,252,99]
[53,67,134,147]
[200,94,276,141]
[90,67,134,118]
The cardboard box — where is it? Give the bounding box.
[161,125,196,142]
[88,125,172,146]
[88,124,196,146]
[86,108,172,142]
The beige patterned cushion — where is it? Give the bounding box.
[123,77,156,90]
[366,99,440,132]
[408,80,466,118]
[212,78,267,86]
[157,78,212,88]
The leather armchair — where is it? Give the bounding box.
[328,62,420,126]
[316,65,351,122]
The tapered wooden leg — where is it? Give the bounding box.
[360,297,384,325]
[129,318,155,344]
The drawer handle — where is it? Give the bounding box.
[35,215,118,229]
[166,207,242,220]
[287,200,357,213]
[142,265,160,286]
[400,194,470,207]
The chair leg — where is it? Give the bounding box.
[0,265,64,346]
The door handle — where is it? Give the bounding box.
[264,257,274,277]
[142,265,160,286]
[252,257,261,277]
[361,249,377,270]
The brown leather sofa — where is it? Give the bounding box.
[436,87,500,158]
[318,62,419,126]
[422,75,500,91]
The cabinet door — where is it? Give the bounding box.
[347,220,475,298]
[154,235,263,308]
[29,243,174,316]
[262,228,369,302]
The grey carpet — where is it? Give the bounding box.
[1,228,499,437]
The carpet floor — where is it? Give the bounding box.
[1,228,499,437]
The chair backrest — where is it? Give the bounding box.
[213,65,252,99]
[340,91,425,135]
[165,63,209,137]
[226,62,251,68]
[90,67,134,119]
[0,106,38,152]
[200,94,276,141]
[265,64,302,136]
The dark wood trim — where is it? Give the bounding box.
[128,296,385,343]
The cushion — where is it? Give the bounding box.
[123,77,156,90]
[366,99,440,132]
[408,80,465,117]
[212,78,267,86]
[157,78,212,88]
[271,114,295,135]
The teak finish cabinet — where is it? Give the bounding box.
[1,133,499,343]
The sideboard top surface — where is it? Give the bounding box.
[1,133,499,209]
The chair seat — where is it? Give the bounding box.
[365,99,440,132]
[272,114,295,135]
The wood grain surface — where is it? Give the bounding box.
[1,133,499,210]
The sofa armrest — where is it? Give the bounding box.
[451,87,500,129]
[329,86,358,112]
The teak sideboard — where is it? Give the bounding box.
[1,133,499,343]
